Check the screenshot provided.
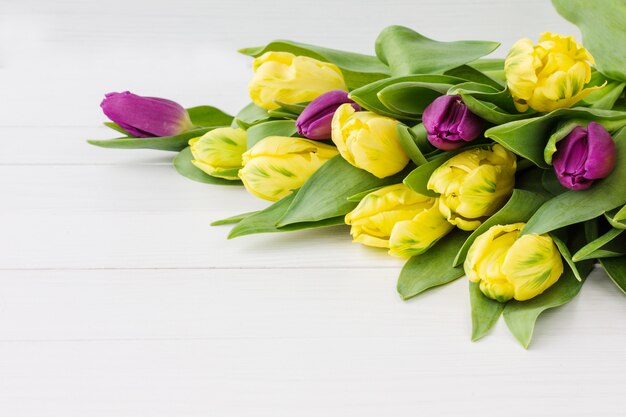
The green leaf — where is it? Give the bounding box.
[245,120,298,149]
[103,122,131,136]
[378,82,453,117]
[228,191,345,238]
[485,107,626,168]
[211,211,260,226]
[88,127,217,151]
[585,82,626,110]
[397,230,470,300]
[187,106,234,127]
[572,227,625,261]
[346,187,386,203]
[235,103,271,129]
[397,124,428,166]
[348,74,464,119]
[444,65,505,89]
[551,233,584,282]
[469,282,505,341]
[239,40,389,89]
[503,268,586,349]
[375,26,499,76]
[522,128,626,235]
[277,156,409,226]
[173,147,241,186]
[552,0,626,83]
[599,256,626,294]
[605,206,626,229]
[453,190,547,266]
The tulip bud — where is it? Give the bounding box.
[331,104,409,178]
[100,91,193,137]
[345,184,436,248]
[552,122,616,190]
[422,95,484,150]
[296,90,360,140]
[428,144,516,231]
[504,32,602,113]
[388,203,454,258]
[249,52,348,110]
[189,127,247,180]
[464,223,564,302]
[238,136,339,201]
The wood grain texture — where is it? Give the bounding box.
[1,0,623,416]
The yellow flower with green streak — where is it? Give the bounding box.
[345,184,436,249]
[238,136,338,201]
[464,223,564,302]
[331,103,409,178]
[505,32,601,113]
[388,203,454,258]
[249,51,347,110]
[428,144,516,231]
[189,127,247,180]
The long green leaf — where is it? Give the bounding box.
[397,230,470,300]
[277,156,409,227]
[599,256,626,294]
[396,124,428,166]
[469,282,505,341]
[246,120,298,149]
[173,147,241,185]
[453,190,547,266]
[88,127,217,151]
[522,128,626,235]
[552,0,626,82]
[228,192,345,238]
[211,211,260,226]
[375,26,499,76]
[187,106,234,127]
[239,40,389,89]
[572,228,626,261]
[503,268,588,349]
[235,103,271,129]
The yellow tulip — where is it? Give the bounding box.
[505,32,602,113]
[345,184,436,248]
[189,127,247,180]
[388,204,454,258]
[249,51,348,110]
[331,103,409,178]
[238,136,338,201]
[464,223,564,302]
[428,144,516,231]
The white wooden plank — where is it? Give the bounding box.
[0,268,624,417]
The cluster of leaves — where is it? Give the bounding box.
[88,0,626,348]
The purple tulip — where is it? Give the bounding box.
[422,95,484,150]
[296,90,360,140]
[552,122,616,190]
[100,91,193,138]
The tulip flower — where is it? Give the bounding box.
[345,184,436,248]
[189,127,247,180]
[100,91,193,137]
[296,90,360,140]
[552,122,616,190]
[504,32,602,113]
[422,95,484,150]
[249,52,347,110]
[428,144,517,231]
[331,104,409,178]
[238,136,339,201]
[464,223,564,302]
[388,203,454,258]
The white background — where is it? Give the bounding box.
[1,0,626,416]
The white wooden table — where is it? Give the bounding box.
[1,1,625,415]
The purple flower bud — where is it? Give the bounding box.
[296,90,360,140]
[422,95,484,150]
[100,91,193,138]
[552,122,616,190]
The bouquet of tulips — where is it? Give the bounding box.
[88,0,626,347]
